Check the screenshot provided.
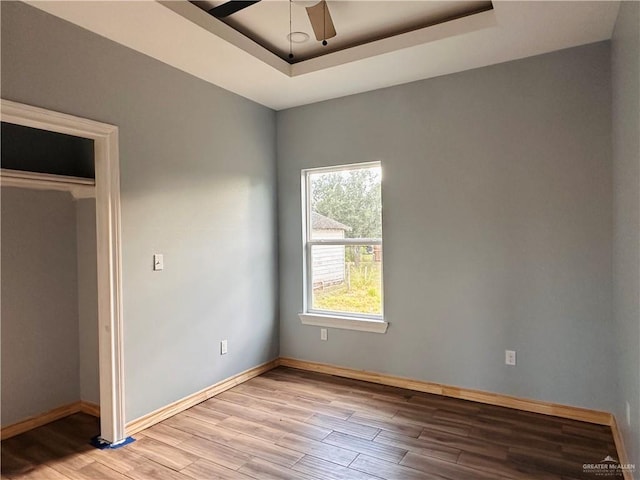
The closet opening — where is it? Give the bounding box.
[0,100,125,446]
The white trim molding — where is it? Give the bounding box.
[1,99,125,445]
[299,313,389,333]
[126,360,279,436]
[0,168,96,200]
[278,357,614,425]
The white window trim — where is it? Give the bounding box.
[299,313,389,333]
[300,162,387,333]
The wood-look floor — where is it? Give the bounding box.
[1,367,622,480]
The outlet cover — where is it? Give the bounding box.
[221,339,228,355]
[320,328,327,341]
[505,350,516,366]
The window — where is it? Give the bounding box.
[299,162,387,333]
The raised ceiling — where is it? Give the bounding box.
[191,1,493,62]
[26,1,620,110]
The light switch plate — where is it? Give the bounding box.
[153,254,164,271]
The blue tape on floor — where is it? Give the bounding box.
[90,435,135,450]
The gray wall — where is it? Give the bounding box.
[277,43,615,412]
[77,199,99,405]
[2,0,626,437]
[1,1,279,422]
[1,188,80,426]
[612,0,640,464]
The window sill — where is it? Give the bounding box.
[298,313,389,333]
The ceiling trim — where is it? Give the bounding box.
[161,0,291,76]
[291,6,497,77]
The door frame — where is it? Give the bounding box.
[1,99,126,444]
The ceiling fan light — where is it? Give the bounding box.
[287,31,310,43]
[292,1,320,8]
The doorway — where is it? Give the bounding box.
[1,99,125,444]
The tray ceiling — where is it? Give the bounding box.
[25,1,621,110]
[191,1,493,62]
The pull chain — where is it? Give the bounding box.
[322,1,327,46]
[288,0,294,59]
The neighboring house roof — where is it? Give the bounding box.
[311,212,351,231]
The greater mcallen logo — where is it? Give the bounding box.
[583,456,636,476]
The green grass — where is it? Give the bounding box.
[313,262,382,315]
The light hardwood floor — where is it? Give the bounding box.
[1,367,622,479]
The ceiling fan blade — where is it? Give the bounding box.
[209,0,261,18]
[306,1,336,42]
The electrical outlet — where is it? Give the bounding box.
[505,350,516,366]
[221,339,228,355]
[626,401,631,426]
[320,328,327,341]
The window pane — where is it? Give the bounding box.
[311,245,382,315]
[309,166,381,240]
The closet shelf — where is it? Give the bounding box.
[0,168,95,199]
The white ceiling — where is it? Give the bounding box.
[27,1,620,111]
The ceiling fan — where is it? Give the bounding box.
[208,0,336,44]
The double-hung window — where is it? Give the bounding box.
[299,162,387,333]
